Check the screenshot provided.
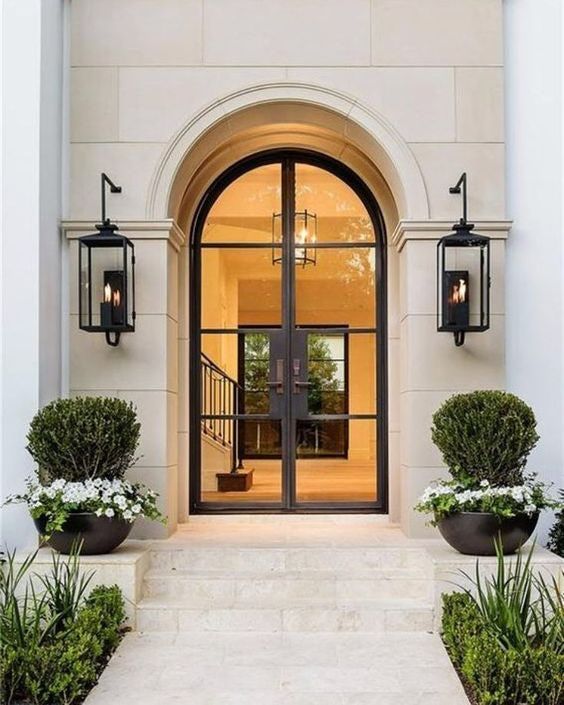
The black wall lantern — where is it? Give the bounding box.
[78,173,135,347]
[437,173,490,347]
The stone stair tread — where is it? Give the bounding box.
[137,596,433,610]
[143,568,430,580]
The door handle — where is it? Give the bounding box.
[267,359,284,395]
[292,358,310,394]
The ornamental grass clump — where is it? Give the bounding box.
[0,547,126,705]
[441,542,564,705]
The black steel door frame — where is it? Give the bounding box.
[189,148,388,513]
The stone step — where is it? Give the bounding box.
[142,571,433,604]
[136,598,434,633]
[148,546,431,576]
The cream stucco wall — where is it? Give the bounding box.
[65,0,508,537]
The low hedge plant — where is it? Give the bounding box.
[0,548,126,705]
[547,490,564,558]
[441,543,564,705]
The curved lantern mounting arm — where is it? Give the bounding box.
[101,172,122,225]
[449,172,468,225]
[101,173,123,348]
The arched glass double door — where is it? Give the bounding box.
[191,150,387,511]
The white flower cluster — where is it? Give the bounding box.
[26,477,157,522]
[418,477,543,515]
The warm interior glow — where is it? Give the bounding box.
[104,283,112,302]
[200,162,378,504]
[113,289,121,308]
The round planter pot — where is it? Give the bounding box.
[33,512,133,555]
[437,511,539,556]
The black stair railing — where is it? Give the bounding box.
[201,352,244,473]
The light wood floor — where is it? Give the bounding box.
[202,459,377,503]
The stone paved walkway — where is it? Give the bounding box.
[85,631,469,705]
[84,518,470,704]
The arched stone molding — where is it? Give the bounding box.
[143,83,429,529]
[146,83,429,224]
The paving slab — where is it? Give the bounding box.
[84,631,469,705]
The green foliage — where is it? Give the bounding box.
[0,549,125,705]
[547,491,564,558]
[83,585,127,658]
[9,477,164,537]
[306,334,341,415]
[441,544,564,705]
[431,390,539,486]
[415,476,556,524]
[243,333,341,414]
[27,396,141,483]
[461,629,515,705]
[442,592,484,666]
[36,544,94,632]
[458,540,564,654]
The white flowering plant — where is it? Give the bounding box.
[6,477,164,535]
[415,475,560,526]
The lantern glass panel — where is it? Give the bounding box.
[439,241,488,331]
[79,238,135,332]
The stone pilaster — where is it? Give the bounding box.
[63,219,184,538]
[392,220,511,536]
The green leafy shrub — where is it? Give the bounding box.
[0,549,126,705]
[459,541,564,654]
[443,594,564,705]
[547,491,564,558]
[441,544,564,705]
[431,390,539,486]
[442,591,484,666]
[461,629,516,705]
[27,396,141,483]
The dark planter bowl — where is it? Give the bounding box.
[33,512,133,555]
[437,511,539,556]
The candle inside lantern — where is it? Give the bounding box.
[100,270,125,328]
[111,287,123,325]
[443,270,470,328]
[100,283,113,328]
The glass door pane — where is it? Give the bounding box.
[198,160,284,506]
[295,419,378,503]
[293,162,379,506]
[295,247,376,328]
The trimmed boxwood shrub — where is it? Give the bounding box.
[1,584,126,705]
[548,491,564,557]
[27,396,140,483]
[0,549,126,705]
[431,390,539,486]
[442,592,564,705]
